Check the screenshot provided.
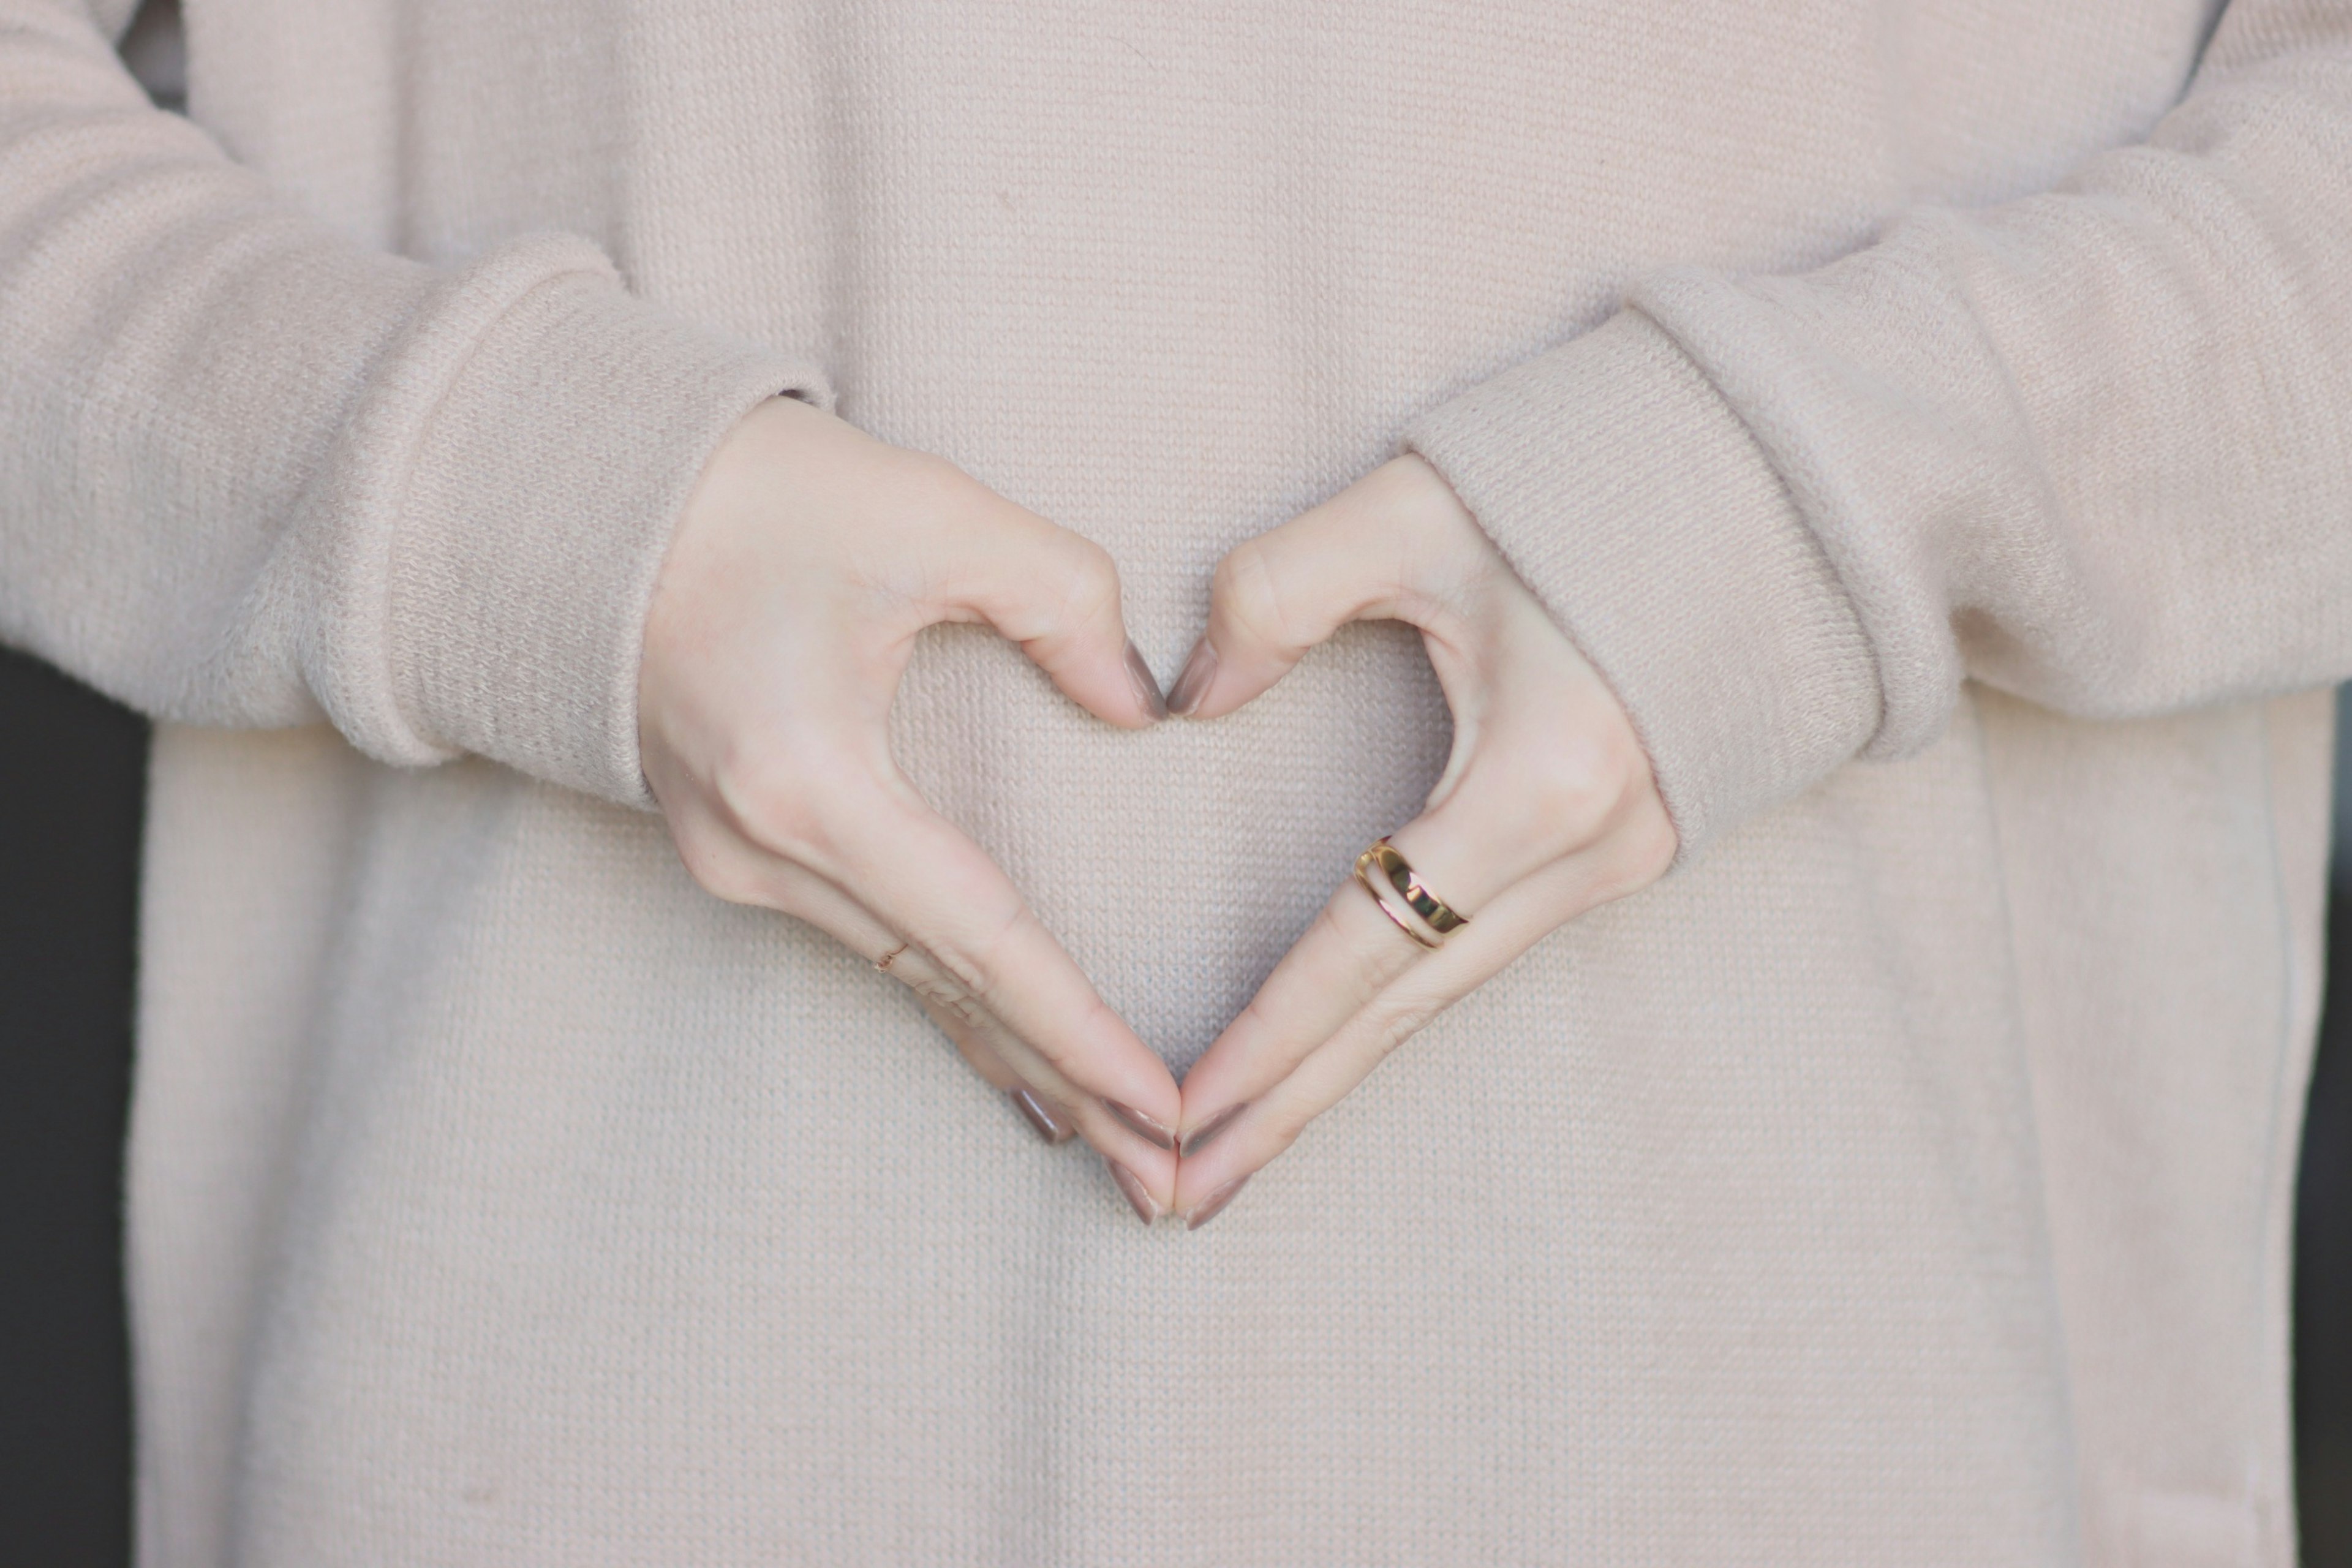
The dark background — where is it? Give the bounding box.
[5,2,2350,1561]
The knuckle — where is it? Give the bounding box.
[1520,722,1647,850]
[710,741,845,868]
[1044,533,1122,629]
[926,948,992,1009]
[1359,989,1443,1062]
[907,970,979,1020]
[1605,797,1680,891]
[922,900,1026,1012]
[1337,895,1425,992]
[671,821,767,907]
[1213,541,1298,653]
[1356,923,1425,995]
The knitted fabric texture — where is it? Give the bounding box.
[4,1,2349,1563]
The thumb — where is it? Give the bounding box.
[1170,458,1446,720]
[932,498,1166,728]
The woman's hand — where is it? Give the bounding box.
[639,397,1182,1216]
[1166,456,1678,1227]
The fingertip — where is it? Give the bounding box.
[1185,1172,1250,1231]
[1008,1087,1076,1145]
[1165,639,1218,718]
[1170,628,1308,723]
[1105,1158,1162,1224]
[1167,636,1291,721]
[1174,1047,1243,1132]
[1033,633,1166,731]
[1123,639,1169,723]
[1100,1132,1180,1217]
[1177,1099,1248,1158]
[1172,1137,1265,1219]
[1101,1096,1177,1150]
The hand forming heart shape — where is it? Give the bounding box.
[1160,454,1678,1224]
[639,398,1676,1229]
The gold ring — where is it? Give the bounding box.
[875,942,909,973]
[1352,839,1469,950]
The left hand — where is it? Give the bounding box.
[1165,455,1678,1227]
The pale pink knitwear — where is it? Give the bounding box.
[5,1,2351,1562]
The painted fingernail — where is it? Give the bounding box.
[1107,1159,1161,1225]
[1123,640,1168,722]
[1166,641,1218,717]
[1009,1087,1074,1145]
[1186,1174,1251,1231]
[1102,1098,1176,1150]
[1180,1101,1248,1156]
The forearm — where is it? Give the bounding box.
[1412,0,2352,857]
[0,0,820,804]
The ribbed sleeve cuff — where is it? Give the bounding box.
[382,247,829,809]
[1406,310,1880,858]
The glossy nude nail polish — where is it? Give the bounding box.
[1185,1174,1250,1231]
[1180,1101,1246,1157]
[1009,1087,1074,1144]
[1166,641,1218,717]
[1107,1160,1160,1225]
[1101,1098,1176,1150]
[1123,640,1168,722]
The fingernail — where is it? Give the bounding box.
[1107,1159,1160,1225]
[1008,1087,1073,1145]
[1166,640,1218,717]
[1180,1101,1247,1157]
[1186,1174,1251,1231]
[1123,640,1168,722]
[1102,1098,1176,1150]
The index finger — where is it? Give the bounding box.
[1170,848,1599,1217]
[1172,869,1427,1150]
[813,781,1184,1164]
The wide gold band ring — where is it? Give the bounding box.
[1352,839,1469,951]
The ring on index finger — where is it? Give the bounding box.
[1352,839,1469,951]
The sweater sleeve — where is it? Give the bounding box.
[0,1,827,807]
[1408,0,2352,858]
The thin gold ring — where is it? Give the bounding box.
[1352,839,1469,950]
[875,942,909,973]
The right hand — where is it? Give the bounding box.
[638,396,1181,1219]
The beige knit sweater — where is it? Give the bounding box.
[5,0,2349,1562]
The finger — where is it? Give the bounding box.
[683,831,1073,1145]
[798,897,1125,1166]
[701,401,1164,729]
[1170,456,1464,719]
[902,951,1174,1213]
[1172,847,1603,1218]
[1175,758,1674,1181]
[918,997,1077,1145]
[1173,801,1515,1152]
[773,775,1182,1173]
[913,977,1172,1220]
[692,732,1181,1199]
[779,888,1052,1135]
[670,796,1090,1150]
[685,806,1150,1171]
[1174,872,1429,1145]
[922,489,1166,728]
